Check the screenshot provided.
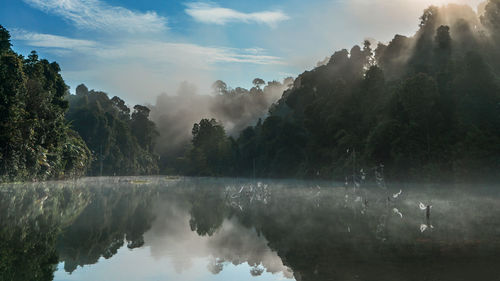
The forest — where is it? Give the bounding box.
[174,3,500,181]
[1,1,499,182]
[0,25,158,180]
[0,26,91,182]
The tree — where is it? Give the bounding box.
[186,119,232,176]
[76,84,89,96]
[419,6,439,28]
[481,0,500,39]
[435,25,451,65]
[0,28,92,182]
[252,78,265,89]
[212,80,228,95]
[131,105,158,153]
[174,4,500,181]
[111,96,130,120]
[66,86,159,176]
[0,52,27,179]
[0,25,12,53]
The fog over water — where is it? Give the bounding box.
[1,177,500,280]
[1,1,500,280]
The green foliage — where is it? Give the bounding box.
[177,4,500,181]
[0,25,11,53]
[130,105,158,153]
[0,26,91,182]
[181,118,233,176]
[0,25,159,180]
[62,130,92,178]
[481,0,500,39]
[66,86,159,176]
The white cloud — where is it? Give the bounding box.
[185,2,289,26]
[11,29,284,103]
[12,30,283,66]
[244,47,266,54]
[11,29,97,49]
[22,0,167,33]
[89,42,283,102]
[141,43,283,65]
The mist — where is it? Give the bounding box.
[149,77,293,163]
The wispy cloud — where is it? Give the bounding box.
[11,29,97,49]
[185,2,289,26]
[134,43,283,66]
[11,29,284,102]
[22,0,167,33]
[12,29,283,66]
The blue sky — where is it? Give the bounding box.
[1,0,482,104]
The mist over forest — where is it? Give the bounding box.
[1,1,500,182]
[149,78,293,171]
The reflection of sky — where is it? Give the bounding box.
[53,199,294,281]
[54,248,291,281]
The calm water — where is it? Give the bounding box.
[1,177,500,281]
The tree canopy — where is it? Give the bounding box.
[176,3,500,182]
[0,26,91,182]
[66,85,159,176]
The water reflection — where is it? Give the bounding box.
[145,202,292,277]
[1,177,500,281]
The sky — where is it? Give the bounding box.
[53,200,293,281]
[0,0,484,104]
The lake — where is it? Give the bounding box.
[1,177,500,281]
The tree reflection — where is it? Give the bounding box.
[56,184,158,273]
[219,182,500,281]
[2,179,500,281]
[188,187,228,236]
[0,179,159,277]
[0,183,91,281]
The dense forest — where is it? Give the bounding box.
[66,84,159,176]
[1,1,500,182]
[176,3,500,181]
[150,78,292,174]
[0,25,91,182]
[0,25,159,181]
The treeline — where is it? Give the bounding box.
[2,1,500,182]
[150,78,292,174]
[66,84,159,176]
[0,25,158,181]
[178,3,500,181]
